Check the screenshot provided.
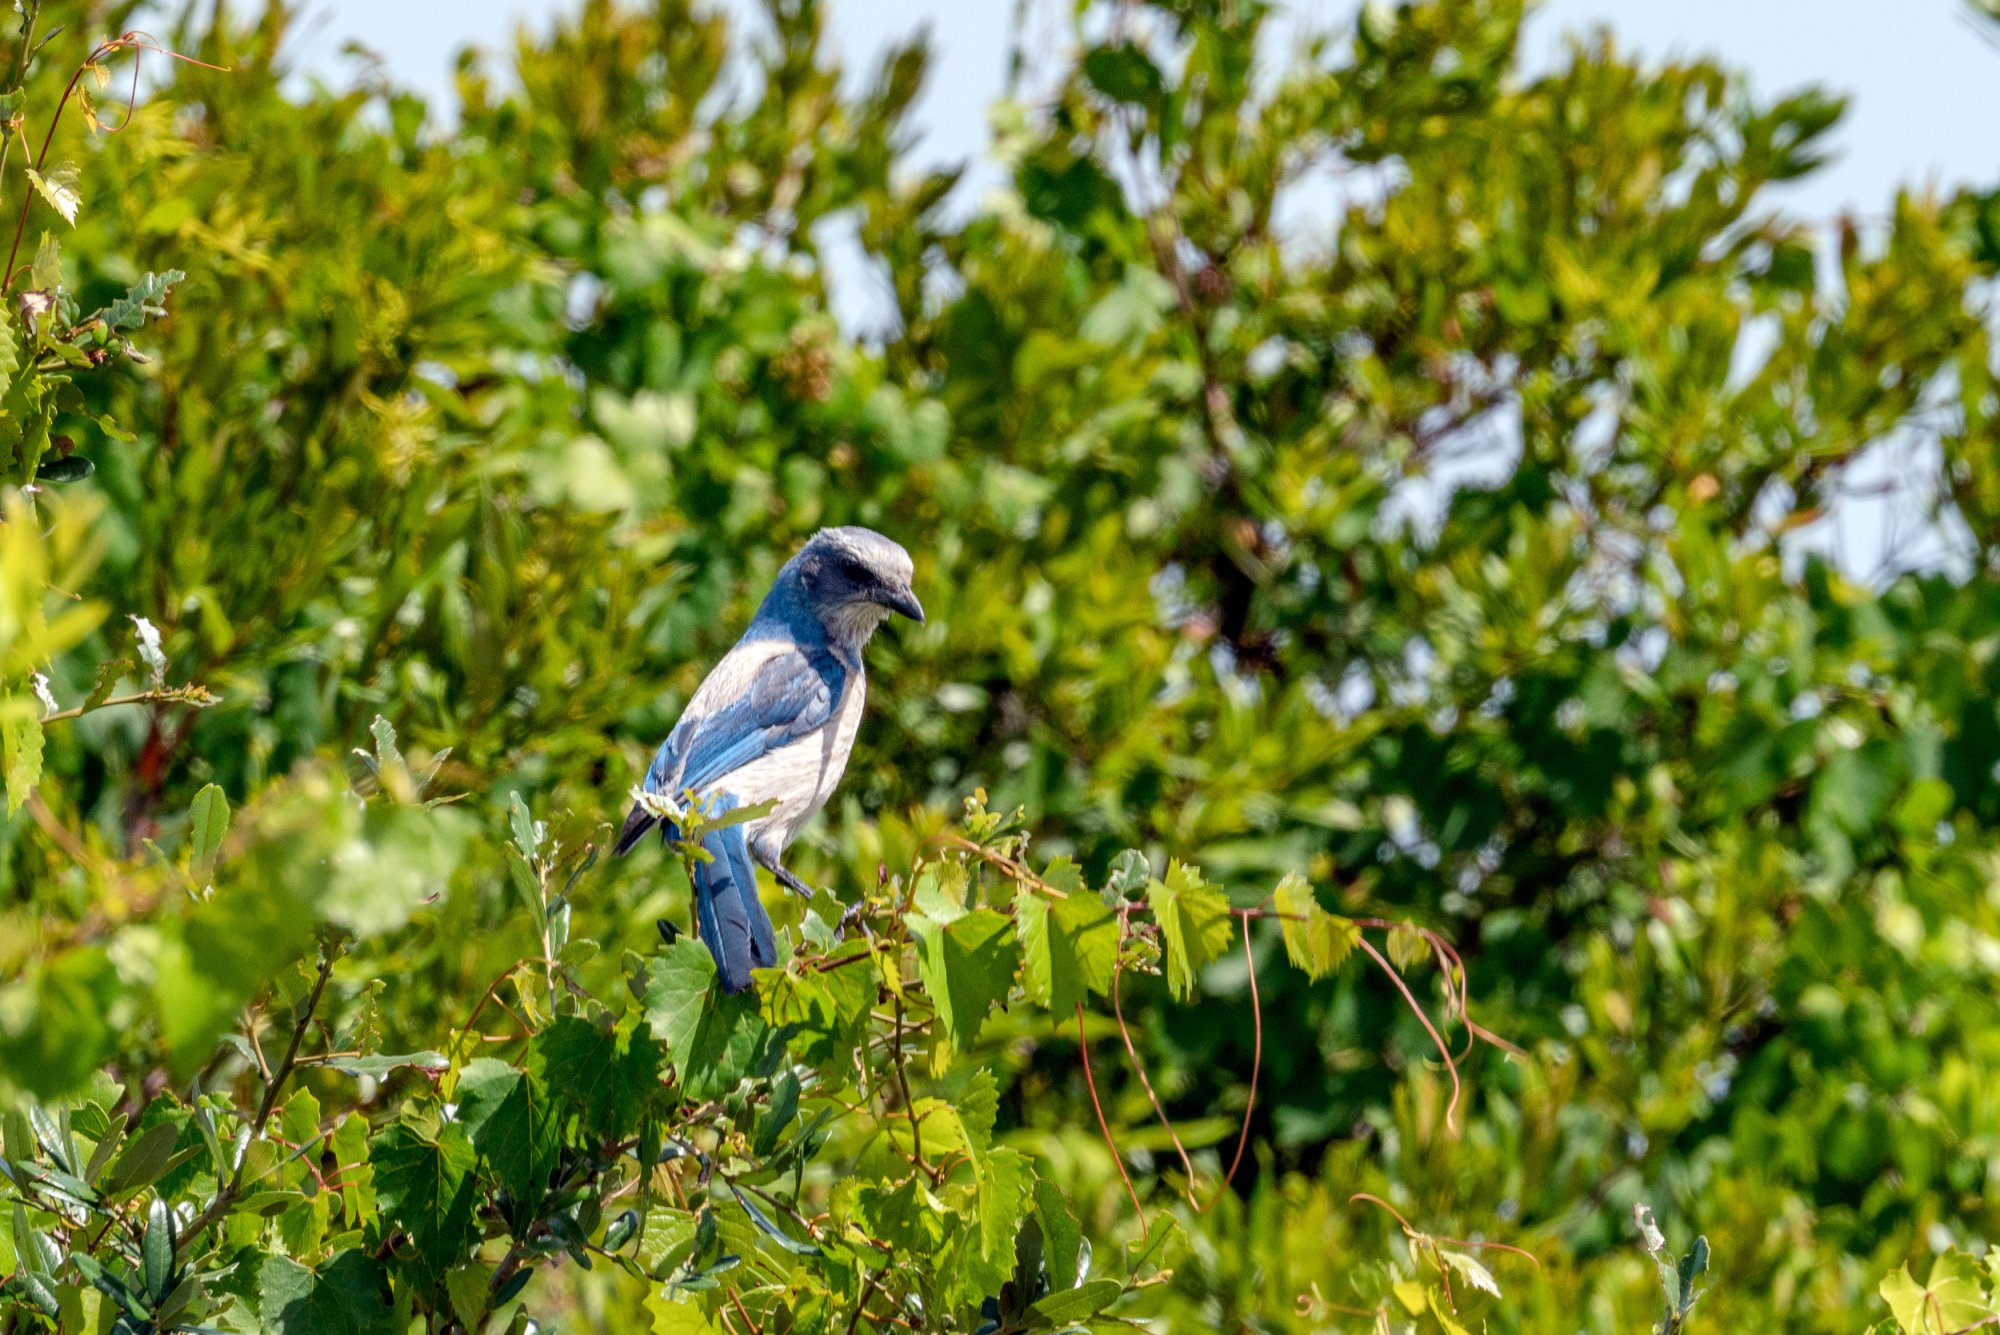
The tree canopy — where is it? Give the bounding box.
[4,0,2000,1331]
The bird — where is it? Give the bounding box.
[616,527,924,992]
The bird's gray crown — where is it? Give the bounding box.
[761,526,924,645]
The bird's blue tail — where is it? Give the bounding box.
[682,801,777,994]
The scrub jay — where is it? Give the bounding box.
[616,527,924,992]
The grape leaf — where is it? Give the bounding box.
[454,1059,559,1211]
[909,906,1019,1058]
[27,163,79,225]
[1146,861,1233,1000]
[370,1123,480,1277]
[1017,887,1116,1014]
[1273,872,1359,980]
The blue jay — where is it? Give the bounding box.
[617,527,924,992]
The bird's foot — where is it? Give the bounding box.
[833,897,870,944]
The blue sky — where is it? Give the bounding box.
[291,1,2000,578]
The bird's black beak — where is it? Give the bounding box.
[881,583,925,624]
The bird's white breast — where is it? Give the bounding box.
[716,666,867,857]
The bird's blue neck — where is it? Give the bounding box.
[747,565,867,665]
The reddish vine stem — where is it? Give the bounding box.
[1355,936,1463,1134]
[1110,910,1199,1203]
[1210,909,1262,1201]
[3,31,229,293]
[1076,1001,1147,1241]
[1351,917,1524,1061]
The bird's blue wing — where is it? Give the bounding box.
[661,646,840,792]
[614,644,842,854]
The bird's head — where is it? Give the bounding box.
[791,526,924,644]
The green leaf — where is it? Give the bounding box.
[324,1051,448,1079]
[639,1208,698,1274]
[1879,1253,1987,1334]
[1083,42,1164,106]
[1033,1178,1085,1290]
[637,938,780,1102]
[454,1058,559,1210]
[530,1013,666,1137]
[444,1260,492,1331]
[96,270,183,332]
[142,1196,175,1301]
[1881,1263,1926,1334]
[1926,1253,1986,1331]
[1029,1277,1122,1323]
[3,707,43,816]
[1273,872,1359,980]
[331,1113,377,1229]
[256,1251,388,1335]
[1146,861,1233,1000]
[508,792,541,859]
[188,783,229,872]
[640,938,715,1057]
[973,1146,1034,1268]
[1675,1236,1710,1313]
[1386,922,1430,973]
[0,299,18,393]
[28,232,60,293]
[278,1087,322,1149]
[370,1122,481,1276]
[753,1068,800,1157]
[910,906,1019,1058]
[32,455,91,483]
[26,162,80,225]
[645,1292,718,1333]
[4,1271,60,1319]
[1016,886,1117,1015]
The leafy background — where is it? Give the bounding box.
[4,0,2000,1330]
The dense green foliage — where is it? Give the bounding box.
[4,0,2000,1329]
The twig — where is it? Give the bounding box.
[942,835,1068,898]
[726,1286,761,1333]
[845,1269,883,1335]
[40,686,215,723]
[889,994,925,1176]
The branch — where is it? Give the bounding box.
[888,992,925,1178]
[40,684,215,723]
[181,946,337,1246]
